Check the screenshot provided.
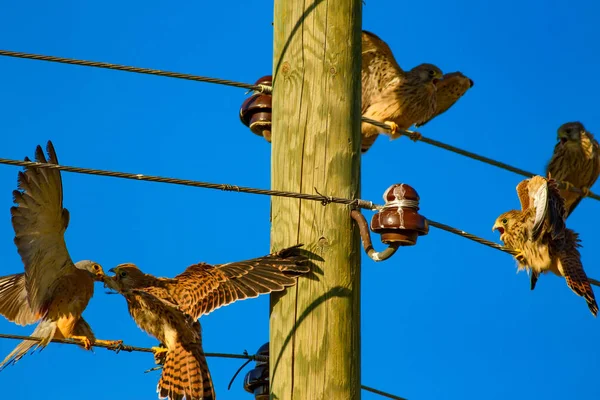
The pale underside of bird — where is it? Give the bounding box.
[0,141,119,369]
[546,121,600,217]
[360,30,473,153]
[493,175,598,316]
[101,245,310,400]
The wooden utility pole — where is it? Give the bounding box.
[269,1,363,399]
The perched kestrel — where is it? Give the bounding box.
[102,245,310,400]
[493,176,598,316]
[360,30,473,153]
[546,121,600,217]
[0,141,118,369]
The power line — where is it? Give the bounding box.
[362,385,408,400]
[0,333,267,361]
[0,49,271,94]
[427,218,600,288]
[361,117,600,202]
[0,333,407,400]
[1,156,595,287]
[0,157,377,210]
[1,156,596,285]
[1,47,594,204]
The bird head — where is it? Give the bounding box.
[410,63,443,86]
[74,260,105,281]
[107,263,146,291]
[492,210,520,242]
[557,121,585,145]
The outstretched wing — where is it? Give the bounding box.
[0,273,39,326]
[415,71,474,127]
[557,234,598,316]
[532,177,565,240]
[11,141,75,317]
[516,178,531,211]
[361,30,405,114]
[173,245,309,319]
[518,176,565,241]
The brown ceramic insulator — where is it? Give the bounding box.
[370,183,429,246]
[239,76,273,142]
[243,342,270,399]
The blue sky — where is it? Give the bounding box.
[1,1,599,399]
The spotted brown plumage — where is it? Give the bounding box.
[546,121,600,217]
[361,30,472,153]
[0,141,115,369]
[103,245,309,399]
[493,176,598,315]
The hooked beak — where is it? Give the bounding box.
[557,131,569,144]
[109,267,116,273]
[492,222,504,235]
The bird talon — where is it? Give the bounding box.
[71,335,93,351]
[383,120,399,135]
[152,346,168,365]
[581,186,591,197]
[95,339,125,352]
[513,249,525,263]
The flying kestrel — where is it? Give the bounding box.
[493,175,598,316]
[102,245,310,400]
[360,30,473,153]
[546,121,600,217]
[0,141,118,369]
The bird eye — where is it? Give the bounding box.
[92,264,100,270]
[429,70,436,77]
[501,218,508,224]
[565,129,571,134]
[119,271,127,278]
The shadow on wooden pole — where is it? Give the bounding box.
[269,0,363,399]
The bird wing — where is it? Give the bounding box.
[361,30,405,114]
[0,273,39,326]
[523,176,565,241]
[415,71,474,127]
[516,178,531,211]
[11,141,75,317]
[172,245,309,319]
[557,233,598,316]
[529,177,549,240]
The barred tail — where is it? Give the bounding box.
[158,342,215,400]
[0,319,57,370]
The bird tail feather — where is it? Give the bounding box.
[158,342,215,400]
[0,319,57,370]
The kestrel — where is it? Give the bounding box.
[0,141,118,369]
[546,121,600,217]
[360,30,473,153]
[102,245,310,400]
[493,175,598,316]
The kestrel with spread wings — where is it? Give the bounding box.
[360,30,473,153]
[102,245,310,400]
[493,175,597,316]
[0,141,118,369]
[546,121,600,217]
